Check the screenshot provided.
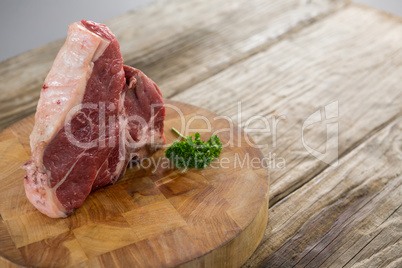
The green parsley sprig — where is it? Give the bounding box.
[165,128,222,169]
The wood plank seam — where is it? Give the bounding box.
[270,112,402,208]
[246,120,402,267]
[250,118,402,267]
[269,113,401,216]
[258,6,402,203]
[334,205,402,267]
[171,3,402,216]
[263,172,377,266]
[339,204,401,268]
[293,177,401,267]
[121,0,351,98]
[166,2,351,102]
[0,0,350,132]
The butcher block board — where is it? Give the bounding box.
[0,100,269,267]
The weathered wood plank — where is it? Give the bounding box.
[243,117,402,267]
[173,4,402,205]
[328,206,402,267]
[0,0,348,131]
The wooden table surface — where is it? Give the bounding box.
[1,0,401,267]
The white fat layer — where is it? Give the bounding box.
[25,21,110,218]
[112,93,128,179]
[30,22,109,169]
[23,162,67,218]
[93,33,110,62]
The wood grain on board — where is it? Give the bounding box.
[0,100,269,267]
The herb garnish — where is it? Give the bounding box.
[165,128,222,169]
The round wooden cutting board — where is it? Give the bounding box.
[0,100,269,267]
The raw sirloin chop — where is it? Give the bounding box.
[23,20,165,218]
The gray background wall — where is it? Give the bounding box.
[0,0,401,62]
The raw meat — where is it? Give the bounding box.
[23,20,165,218]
